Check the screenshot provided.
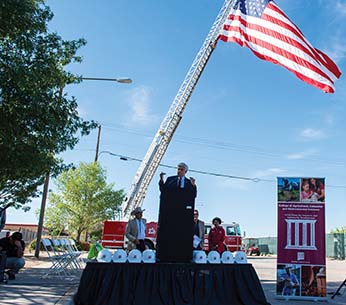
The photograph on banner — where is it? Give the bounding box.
[300,178,325,203]
[277,177,300,202]
[300,265,326,297]
[277,264,301,297]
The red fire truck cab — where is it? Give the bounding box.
[203,222,243,252]
[102,220,242,252]
[102,220,157,249]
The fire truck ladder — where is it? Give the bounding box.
[122,0,236,219]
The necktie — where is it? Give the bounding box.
[177,177,180,187]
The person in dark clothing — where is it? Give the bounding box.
[157,162,197,262]
[0,232,25,280]
[193,209,205,250]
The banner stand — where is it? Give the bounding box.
[276,177,326,301]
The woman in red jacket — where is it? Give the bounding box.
[208,217,225,254]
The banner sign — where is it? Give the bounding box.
[276,177,326,300]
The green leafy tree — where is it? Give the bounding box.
[330,226,346,234]
[45,163,124,241]
[0,0,96,209]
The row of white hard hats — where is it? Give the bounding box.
[97,249,155,263]
[97,249,247,264]
[193,250,247,264]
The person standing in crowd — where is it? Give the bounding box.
[193,209,205,250]
[157,162,197,262]
[125,207,147,252]
[208,217,225,254]
[0,232,25,280]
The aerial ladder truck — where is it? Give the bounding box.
[122,0,236,219]
[101,0,243,251]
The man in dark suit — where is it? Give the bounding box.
[193,209,205,250]
[157,162,197,262]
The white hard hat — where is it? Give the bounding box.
[233,251,248,264]
[193,250,207,264]
[221,251,234,264]
[97,249,112,262]
[142,249,155,263]
[207,251,220,264]
[128,249,142,263]
[112,249,127,263]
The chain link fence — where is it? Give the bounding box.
[257,233,345,259]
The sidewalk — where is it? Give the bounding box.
[0,252,82,305]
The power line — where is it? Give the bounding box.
[100,150,279,183]
[99,150,346,189]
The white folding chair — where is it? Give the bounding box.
[60,238,83,269]
[52,239,80,271]
[41,238,72,277]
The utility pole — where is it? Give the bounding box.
[34,173,50,257]
[34,87,64,258]
[34,79,131,257]
[94,124,101,162]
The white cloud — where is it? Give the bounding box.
[216,167,285,191]
[253,168,286,178]
[336,1,346,15]
[324,40,346,64]
[299,128,326,140]
[287,153,305,160]
[287,149,319,160]
[125,86,158,127]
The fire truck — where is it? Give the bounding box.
[102,1,243,251]
[101,220,242,252]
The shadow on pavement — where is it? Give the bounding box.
[0,257,82,305]
[260,280,346,305]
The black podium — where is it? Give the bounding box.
[156,178,196,262]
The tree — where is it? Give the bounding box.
[0,0,96,209]
[330,226,346,234]
[45,163,124,241]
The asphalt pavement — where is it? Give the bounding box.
[0,253,345,305]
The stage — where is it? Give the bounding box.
[74,262,271,305]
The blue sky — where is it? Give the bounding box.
[7,0,346,237]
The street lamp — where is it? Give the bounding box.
[79,77,132,84]
[34,76,132,258]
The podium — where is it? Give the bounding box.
[156,201,194,262]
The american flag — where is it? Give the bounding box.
[219,0,341,93]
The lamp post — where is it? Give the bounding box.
[79,77,132,84]
[34,76,132,258]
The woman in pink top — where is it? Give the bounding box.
[301,181,313,201]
